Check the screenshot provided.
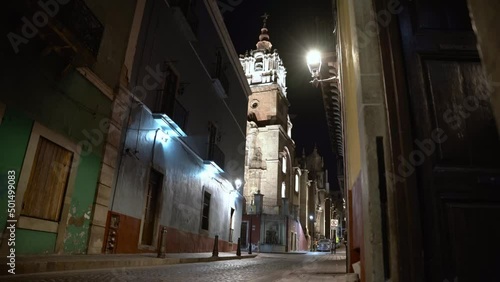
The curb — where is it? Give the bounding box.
[0,254,258,276]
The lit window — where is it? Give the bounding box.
[282,156,286,174]
[295,174,299,192]
[281,181,286,198]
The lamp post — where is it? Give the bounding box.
[306,50,338,86]
[248,215,252,254]
[309,214,315,251]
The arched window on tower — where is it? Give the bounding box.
[282,156,287,174]
[281,181,286,198]
[295,174,299,193]
[255,60,263,71]
[254,54,263,71]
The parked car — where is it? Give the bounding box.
[316,239,332,252]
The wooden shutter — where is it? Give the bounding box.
[21,137,73,222]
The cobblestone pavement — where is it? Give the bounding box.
[1,252,348,282]
[264,252,348,282]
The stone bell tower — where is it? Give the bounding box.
[239,13,289,130]
[241,13,295,217]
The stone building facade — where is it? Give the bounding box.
[327,0,500,281]
[0,0,137,255]
[240,17,328,253]
[103,0,251,254]
[303,147,329,243]
[1,0,252,256]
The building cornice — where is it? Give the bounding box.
[319,53,344,157]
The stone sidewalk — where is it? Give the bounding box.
[0,251,257,276]
[255,250,359,282]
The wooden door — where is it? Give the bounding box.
[22,137,73,222]
[240,221,248,248]
[141,169,162,246]
[398,0,500,281]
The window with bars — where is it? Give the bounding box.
[56,0,104,57]
[207,122,225,169]
[155,63,179,115]
[208,122,217,159]
[214,50,229,94]
[201,190,211,230]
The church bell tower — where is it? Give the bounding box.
[241,13,295,214]
[239,13,289,129]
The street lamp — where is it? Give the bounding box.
[309,214,315,251]
[234,178,242,189]
[306,50,338,86]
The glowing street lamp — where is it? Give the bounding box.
[306,50,338,86]
[309,214,316,251]
[234,178,242,189]
[306,50,322,79]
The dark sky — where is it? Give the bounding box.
[222,0,338,190]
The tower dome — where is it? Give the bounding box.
[256,13,272,51]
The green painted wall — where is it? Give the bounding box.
[16,229,57,255]
[0,109,33,233]
[0,107,102,255]
[63,153,101,254]
[0,53,111,254]
[1,53,112,154]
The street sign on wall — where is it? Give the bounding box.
[331,219,338,227]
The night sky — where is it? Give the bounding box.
[222,0,338,190]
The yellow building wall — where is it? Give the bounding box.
[338,0,361,189]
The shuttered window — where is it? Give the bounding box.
[21,137,73,222]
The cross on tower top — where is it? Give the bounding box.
[261,13,270,27]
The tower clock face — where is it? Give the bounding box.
[250,100,259,109]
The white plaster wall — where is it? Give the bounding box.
[110,0,248,244]
[113,103,244,242]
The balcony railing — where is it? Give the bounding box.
[207,144,225,171]
[172,100,188,131]
[153,91,188,132]
[10,0,103,64]
[55,0,104,57]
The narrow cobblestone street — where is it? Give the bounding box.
[2,251,348,282]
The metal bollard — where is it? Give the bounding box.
[236,237,241,256]
[212,235,219,257]
[157,227,167,258]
